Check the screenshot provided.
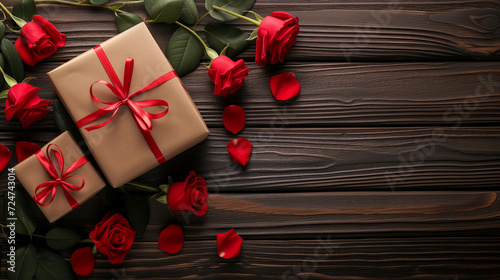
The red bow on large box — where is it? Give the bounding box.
[75,45,179,164]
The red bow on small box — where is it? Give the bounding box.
[76,45,179,164]
[34,144,88,209]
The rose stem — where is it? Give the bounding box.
[34,0,127,12]
[126,182,160,192]
[212,5,261,26]
[175,21,210,51]
[192,11,211,29]
[0,2,25,25]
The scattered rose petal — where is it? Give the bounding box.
[158,224,184,254]
[227,138,253,166]
[270,72,301,101]
[223,105,246,134]
[217,228,243,259]
[71,247,95,276]
[15,141,41,163]
[0,145,11,172]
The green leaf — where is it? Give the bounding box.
[97,185,116,206]
[1,38,24,83]
[145,0,184,23]
[7,244,36,280]
[205,0,255,21]
[155,194,168,204]
[90,0,109,4]
[205,47,219,60]
[125,195,150,237]
[247,10,263,22]
[247,27,258,41]
[205,23,250,58]
[52,99,84,143]
[166,27,203,77]
[0,21,5,40]
[4,190,36,235]
[0,53,6,87]
[115,11,143,33]
[34,251,75,280]
[0,89,9,99]
[45,228,82,250]
[180,0,199,25]
[159,184,170,193]
[0,67,19,88]
[12,0,37,22]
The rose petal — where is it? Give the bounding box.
[15,141,41,163]
[223,105,246,134]
[0,145,11,172]
[227,138,253,166]
[158,224,184,254]
[270,72,301,101]
[71,247,96,276]
[217,228,243,259]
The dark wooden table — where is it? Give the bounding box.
[1,0,500,279]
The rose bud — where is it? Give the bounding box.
[4,83,52,129]
[89,212,136,264]
[15,15,66,66]
[256,12,299,66]
[167,171,209,217]
[208,55,250,97]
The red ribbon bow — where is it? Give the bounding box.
[34,144,88,209]
[76,45,178,164]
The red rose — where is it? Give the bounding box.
[4,83,52,129]
[256,12,299,66]
[167,171,209,217]
[208,55,249,97]
[15,15,66,66]
[89,212,136,264]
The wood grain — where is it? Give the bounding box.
[4,0,500,63]
[0,61,499,131]
[4,237,500,279]
[1,127,499,192]
[1,190,500,240]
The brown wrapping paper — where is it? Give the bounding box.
[15,131,106,223]
[48,23,209,188]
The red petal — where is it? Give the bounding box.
[0,145,11,172]
[223,105,246,134]
[227,138,253,166]
[15,141,41,163]
[270,72,301,101]
[71,247,96,276]
[217,228,243,259]
[158,224,184,254]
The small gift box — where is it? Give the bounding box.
[15,131,106,223]
[48,23,209,188]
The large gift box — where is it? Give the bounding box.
[48,23,209,188]
[15,132,106,223]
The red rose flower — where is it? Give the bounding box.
[15,15,66,66]
[256,12,299,66]
[167,171,209,217]
[208,55,250,97]
[4,83,52,129]
[89,212,136,264]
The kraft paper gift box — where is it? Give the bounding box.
[15,131,106,223]
[48,23,209,188]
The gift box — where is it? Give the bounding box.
[48,23,209,188]
[15,131,106,223]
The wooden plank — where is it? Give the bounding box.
[1,127,499,191]
[3,1,499,62]
[1,190,500,241]
[3,237,499,279]
[1,61,499,130]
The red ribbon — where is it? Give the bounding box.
[34,144,88,209]
[75,45,178,164]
